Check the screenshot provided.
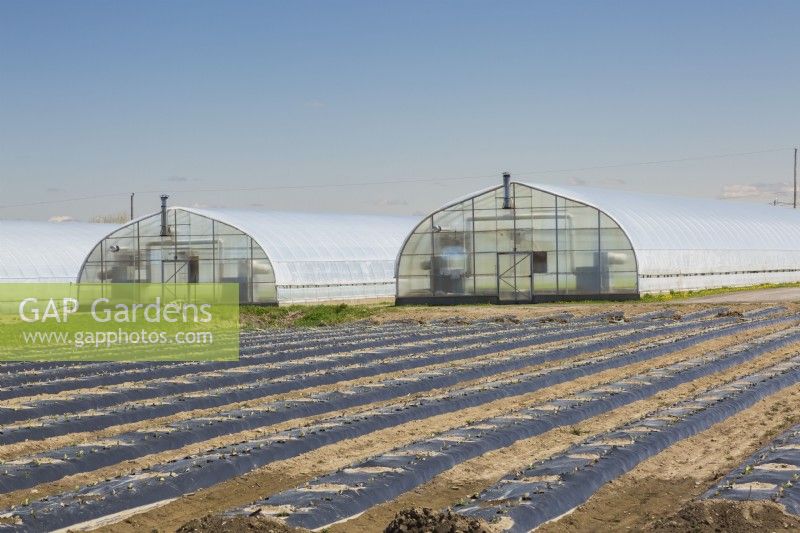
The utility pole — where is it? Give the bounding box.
[794,148,798,209]
[130,193,135,220]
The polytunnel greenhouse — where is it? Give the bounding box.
[78,206,417,304]
[395,180,800,304]
[0,220,117,283]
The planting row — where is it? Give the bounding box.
[0,315,789,494]
[0,309,779,443]
[228,327,800,531]
[0,309,624,380]
[452,354,800,532]
[1,322,796,531]
[0,308,718,390]
[0,315,555,388]
[703,423,800,515]
[0,310,647,400]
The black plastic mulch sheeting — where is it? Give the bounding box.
[448,358,800,532]
[0,317,527,387]
[2,323,797,532]
[0,313,591,393]
[0,308,646,386]
[0,310,747,444]
[0,308,700,426]
[0,315,607,401]
[0,312,776,493]
[0,307,731,386]
[702,424,800,514]
[0,308,719,392]
[225,328,800,531]
[0,308,692,378]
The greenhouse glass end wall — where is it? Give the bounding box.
[80,209,276,303]
[395,183,638,304]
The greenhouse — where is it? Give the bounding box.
[395,179,800,304]
[78,205,417,305]
[0,220,117,283]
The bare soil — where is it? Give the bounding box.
[177,513,308,533]
[647,499,800,532]
[368,302,763,325]
[383,507,494,533]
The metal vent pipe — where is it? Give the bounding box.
[502,172,512,209]
[160,194,170,236]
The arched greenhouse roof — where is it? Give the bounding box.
[185,207,419,287]
[0,220,118,283]
[517,181,800,280]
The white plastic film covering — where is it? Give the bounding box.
[176,208,418,303]
[0,220,117,283]
[522,182,800,292]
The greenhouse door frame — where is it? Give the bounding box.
[496,252,533,303]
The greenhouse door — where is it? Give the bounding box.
[159,260,188,300]
[497,252,532,303]
[162,260,190,284]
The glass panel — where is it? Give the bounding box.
[600,212,620,228]
[604,250,637,271]
[563,229,600,251]
[214,221,244,235]
[563,206,599,229]
[398,254,432,277]
[533,273,558,294]
[496,228,515,253]
[397,276,432,297]
[532,189,556,208]
[252,282,277,303]
[599,227,631,250]
[403,229,432,256]
[473,275,497,295]
[473,231,497,253]
[532,229,557,252]
[608,271,638,293]
[473,252,497,276]
[433,208,467,233]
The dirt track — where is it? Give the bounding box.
[685,287,800,303]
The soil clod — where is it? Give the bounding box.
[177,514,308,533]
[383,507,493,533]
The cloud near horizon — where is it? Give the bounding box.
[48,215,76,223]
[720,182,793,201]
[566,177,627,187]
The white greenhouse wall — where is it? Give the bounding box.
[522,182,800,294]
[0,220,117,283]
[188,208,417,304]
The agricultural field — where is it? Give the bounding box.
[2,303,800,532]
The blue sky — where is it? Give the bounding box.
[1,1,798,221]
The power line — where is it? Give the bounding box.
[0,192,132,209]
[513,147,790,176]
[0,146,792,210]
